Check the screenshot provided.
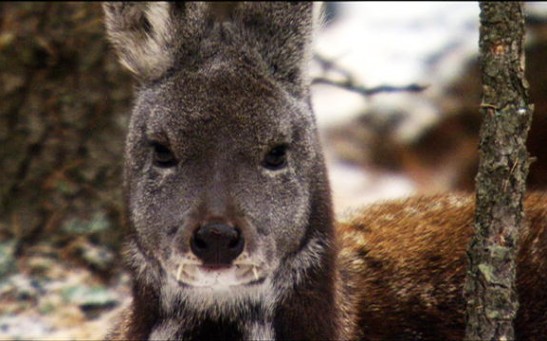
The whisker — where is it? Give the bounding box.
[233,261,260,267]
[180,260,202,266]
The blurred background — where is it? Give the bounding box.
[1,2,547,339]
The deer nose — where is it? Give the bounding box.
[190,223,244,265]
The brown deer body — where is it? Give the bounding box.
[337,193,547,340]
[103,2,547,340]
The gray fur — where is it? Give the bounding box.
[104,2,339,340]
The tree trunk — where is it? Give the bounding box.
[0,3,133,274]
[464,2,533,340]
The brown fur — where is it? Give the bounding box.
[338,192,547,340]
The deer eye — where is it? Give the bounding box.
[151,142,177,168]
[262,145,288,170]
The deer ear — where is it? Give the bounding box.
[103,2,177,81]
[232,2,318,96]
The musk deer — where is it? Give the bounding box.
[103,2,547,340]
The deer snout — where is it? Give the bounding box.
[190,223,244,266]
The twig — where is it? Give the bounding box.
[312,54,428,96]
[312,77,428,96]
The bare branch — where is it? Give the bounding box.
[312,54,428,96]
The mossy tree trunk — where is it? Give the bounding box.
[0,3,133,274]
[464,2,533,340]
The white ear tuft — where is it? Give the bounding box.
[103,2,176,81]
[313,2,327,34]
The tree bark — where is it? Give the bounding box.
[0,3,133,272]
[464,2,533,340]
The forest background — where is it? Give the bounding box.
[1,2,547,339]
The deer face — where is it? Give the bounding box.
[104,3,332,305]
[124,55,320,290]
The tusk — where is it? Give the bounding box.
[252,266,259,281]
[176,263,183,281]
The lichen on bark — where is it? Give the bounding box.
[464,2,533,340]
